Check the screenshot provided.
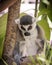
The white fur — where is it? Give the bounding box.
[15,18,20,24]
[15,17,43,57]
[19,24,39,56]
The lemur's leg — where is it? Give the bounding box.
[19,41,27,57]
[13,41,27,65]
[13,42,22,65]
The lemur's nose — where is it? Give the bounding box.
[24,32,30,36]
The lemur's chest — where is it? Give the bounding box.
[25,39,38,56]
[20,29,39,56]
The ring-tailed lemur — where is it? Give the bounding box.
[13,15,45,65]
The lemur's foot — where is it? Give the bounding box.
[20,56,26,61]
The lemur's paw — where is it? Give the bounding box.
[20,56,26,61]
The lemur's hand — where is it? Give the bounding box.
[20,56,27,61]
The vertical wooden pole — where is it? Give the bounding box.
[3,0,21,65]
[35,0,38,17]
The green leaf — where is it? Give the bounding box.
[39,0,52,21]
[39,0,47,16]
[29,56,36,65]
[28,63,31,65]
[47,4,52,21]
[37,15,50,40]
[44,42,52,65]
[0,14,7,58]
[42,0,50,5]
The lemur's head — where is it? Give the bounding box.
[15,15,37,37]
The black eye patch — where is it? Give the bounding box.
[28,26,32,30]
[21,26,26,31]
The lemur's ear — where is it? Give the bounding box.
[15,18,20,24]
[32,17,37,23]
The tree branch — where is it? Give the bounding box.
[35,0,38,17]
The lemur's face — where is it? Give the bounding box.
[15,15,37,37]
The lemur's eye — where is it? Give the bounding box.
[28,25,32,30]
[21,26,26,31]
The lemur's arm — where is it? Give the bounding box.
[36,25,45,40]
[35,38,44,54]
[36,25,45,53]
[13,42,21,65]
[35,39,44,48]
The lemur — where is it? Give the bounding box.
[13,15,45,65]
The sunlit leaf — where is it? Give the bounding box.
[0,14,7,58]
[47,4,52,21]
[39,0,47,16]
[42,0,50,5]
[37,15,50,40]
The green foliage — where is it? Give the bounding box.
[37,15,50,40]
[39,0,52,21]
[47,4,52,22]
[29,56,36,65]
[0,14,7,58]
[42,0,50,5]
[45,43,52,61]
[39,0,47,16]
[38,0,52,40]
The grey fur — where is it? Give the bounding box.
[14,15,45,65]
[20,15,33,25]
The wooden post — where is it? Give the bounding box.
[34,0,38,17]
[3,0,21,65]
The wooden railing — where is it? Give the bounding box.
[0,0,17,12]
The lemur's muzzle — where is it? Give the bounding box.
[24,32,30,36]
